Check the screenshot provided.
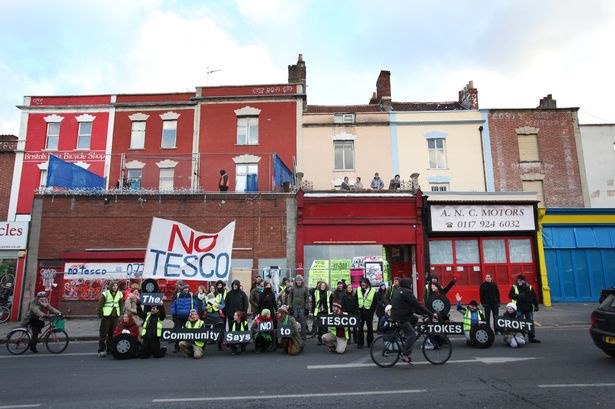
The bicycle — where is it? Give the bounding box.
[6,315,69,355]
[370,316,453,367]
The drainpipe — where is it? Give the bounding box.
[478,126,488,191]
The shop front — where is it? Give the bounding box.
[0,221,28,321]
[296,191,424,295]
[426,195,540,305]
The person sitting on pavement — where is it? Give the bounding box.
[456,294,486,344]
[276,305,304,355]
[137,304,166,359]
[228,311,249,355]
[509,274,541,343]
[24,291,62,353]
[377,304,395,334]
[179,309,205,360]
[251,308,275,353]
[321,302,350,354]
[423,274,457,305]
[391,278,438,365]
[171,284,197,353]
[113,313,139,339]
[501,302,527,348]
[97,281,124,358]
[124,288,140,324]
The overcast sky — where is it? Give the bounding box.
[1,0,614,135]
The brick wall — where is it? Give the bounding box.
[0,135,17,220]
[488,109,584,208]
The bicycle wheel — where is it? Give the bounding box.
[6,328,31,355]
[0,305,10,323]
[45,328,69,354]
[0,273,14,287]
[422,334,452,365]
[370,334,401,368]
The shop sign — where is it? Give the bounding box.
[144,218,235,282]
[63,262,144,278]
[431,204,535,232]
[0,222,29,249]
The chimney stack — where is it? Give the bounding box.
[537,94,557,109]
[458,80,479,110]
[288,54,306,86]
[375,70,392,110]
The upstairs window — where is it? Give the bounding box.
[430,183,449,192]
[161,120,177,148]
[77,122,92,149]
[428,138,447,169]
[130,121,146,149]
[46,123,60,150]
[334,141,354,170]
[237,117,259,145]
[236,163,258,192]
[159,168,174,191]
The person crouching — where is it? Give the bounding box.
[502,303,526,348]
[229,311,249,355]
[251,308,274,353]
[138,304,166,359]
[322,302,350,354]
[276,305,304,355]
[179,309,205,359]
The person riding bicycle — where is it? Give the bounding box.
[391,279,437,364]
[25,291,62,353]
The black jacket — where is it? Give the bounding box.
[375,289,387,317]
[225,281,248,317]
[391,280,432,323]
[480,282,501,306]
[508,283,538,313]
[342,292,359,315]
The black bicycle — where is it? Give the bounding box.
[6,315,69,355]
[370,317,453,367]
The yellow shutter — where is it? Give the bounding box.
[518,134,539,161]
[522,180,545,207]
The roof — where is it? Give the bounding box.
[391,101,465,111]
[305,104,381,113]
[306,101,467,114]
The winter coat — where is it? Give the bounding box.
[342,290,359,315]
[225,281,248,317]
[480,282,501,306]
[288,283,309,309]
[25,298,60,321]
[113,319,139,338]
[508,283,538,313]
[171,291,197,319]
[392,279,432,323]
[375,288,387,317]
[331,288,346,305]
[249,286,262,313]
[423,278,457,304]
[258,288,277,314]
[124,296,139,319]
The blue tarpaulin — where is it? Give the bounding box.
[272,154,294,192]
[47,155,105,190]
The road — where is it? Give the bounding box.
[0,325,613,409]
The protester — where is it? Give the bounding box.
[172,280,186,299]
[137,304,166,358]
[371,172,384,190]
[124,288,140,323]
[249,277,263,318]
[113,313,139,339]
[195,285,207,316]
[276,305,304,355]
[278,277,290,295]
[509,275,541,343]
[375,282,388,319]
[207,280,227,318]
[340,176,351,191]
[288,275,309,339]
[388,174,401,190]
[321,302,350,354]
[228,311,249,355]
[97,281,124,358]
[258,282,277,320]
[224,279,248,331]
[24,291,61,353]
[377,304,395,334]
[252,308,275,353]
[456,295,485,344]
[501,303,526,348]
[423,274,457,305]
[332,280,346,305]
[178,309,205,359]
[480,274,500,332]
[385,277,401,305]
[277,285,291,307]
[313,281,332,345]
[353,176,364,191]
[341,285,358,344]
[171,284,197,352]
[356,278,376,349]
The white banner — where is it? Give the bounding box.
[63,262,144,279]
[431,204,535,232]
[143,218,235,282]
[0,222,29,249]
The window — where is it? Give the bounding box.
[509,239,532,263]
[482,240,507,263]
[237,117,259,145]
[518,133,539,162]
[429,240,453,264]
[236,163,258,192]
[76,122,92,149]
[334,113,355,124]
[430,183,449,192]
[522,180,545,207]
[127,169,142,190]
[159,168,174,190]
[46,123,60,150]
[334,141,354,170]
[428,138,446,169]
[455,240,479,264]
[39,169,47,188]
[161,120,177,148]
[130,121,146,149]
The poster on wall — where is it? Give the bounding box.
[63,278,112,301]
[350,268,364,288]
[365,261,384,285]
[309,260,329,287]
[330,260,351,285]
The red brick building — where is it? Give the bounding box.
[0,135,18,220]
[488,95,589,208]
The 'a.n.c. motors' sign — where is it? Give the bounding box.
[0,222,29,249]
[430,204,535,232]
[143,218,235,282]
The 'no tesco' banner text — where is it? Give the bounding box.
[143,218,236,282]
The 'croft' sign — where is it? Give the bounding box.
[430,205,535,232]
[0,222,29,250]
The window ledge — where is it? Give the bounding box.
[75,148,90,151]
[160,147,177,150]
[128,148,146,151]
[333,169,355,172]
[41,149,58,152]
[235,144,260,147]
[427,168,450,170]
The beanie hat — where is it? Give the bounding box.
[278,305,289,313]
[261,308,271,317]
[385,304,392,314]
[506,302,517,311]
[332,301,342,309]
[469,300,479,307]
[517,274,525,281]
[295,275,304,282]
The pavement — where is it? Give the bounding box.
[0,302,595,342]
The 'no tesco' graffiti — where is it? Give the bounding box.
[143,218,236,282]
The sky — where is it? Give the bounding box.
[1,0,614,135]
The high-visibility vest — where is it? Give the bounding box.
[141,313,163,337]
[357,287,376,310]
[511,284,532,305]
[102,290,122,317]
[314,290,331,315]
[329,312,350,340]
[185,319,205,347]
[231,321,248,331]
[207,290,227,313]
[463,308,485,331]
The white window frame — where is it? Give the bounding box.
[39,169,47,188]
[45,122,60,150]
[159,168,174,191]
[77,122,92,150]
[235,163,258,192]
[127,169,142,190]
[428,138,447,169]
[334,113,356,124]
[130,121,146,149]
[334,140,355,170]
[161,120,177,149]
[430,183,449,192]
[236,116,259,145]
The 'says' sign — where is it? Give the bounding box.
[143,218,235,282]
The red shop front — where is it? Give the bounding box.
[426,197,540,305]
[297,190,425,296]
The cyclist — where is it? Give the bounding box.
[24,291,62,353]
[391,278,437,364]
